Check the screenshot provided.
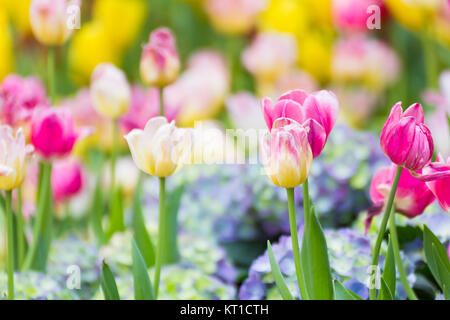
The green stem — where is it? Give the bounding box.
[286,188,309,300]
[5,190,14,299]
[154,177,166,299]
[159,86,164,116]
[16,187,25,268]
[22,162,51,270]
[48,46,56,103]
[111,119,119,192]
[420,29,438,89]
[369,165,402,300]
[389,212,418,300]
[303,179,310,226]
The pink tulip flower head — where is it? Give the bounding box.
[380,102,434,171]
[369,166,435,221]
[31,107,82,159]
[422,154,450,213]
[51,158,84,203]
[332,0,385,32]
[140,28,180,87]
[0,74,48,126]
[120,86,159,133]
[262,89,339,158]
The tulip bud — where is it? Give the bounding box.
[261,118,312,188]
[30,107,80,159]
[29,0,79,46]
[140,28,180,87]
[51,158,83,203]
[0,126,34,191]
[380,102,434,171]
[90,63,131,119]
[423,154,450,213]
[124,116,191,177]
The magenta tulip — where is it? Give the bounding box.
[380,102,434,171]
[423,154,450,213]
[51,158,84,203]
[31,108,81,159]
[262,89,339,158]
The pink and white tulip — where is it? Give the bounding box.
[380,102,434,171]
[140,28,180,87]
[51,158,84,203]
[262,89,339,158]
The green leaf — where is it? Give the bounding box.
[301,206,333,300]
[132,238,155,300]
[267,241,294,300]
[423,225,450,292]
[333,280,363,300]
[132,175,155,267]
[90,175,106,246]
[378,278,393,300]
[100,262,120,300]
[106,187,125,239]
[383,237,396,298]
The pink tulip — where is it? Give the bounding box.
[226,92,266,130]
[51,158,84,203]
[31,108,81,159]
[422,154,450,213]
[262,89,339,158]
[0,74,48,126]
[140,28,180,87]
[332,0,385,32]
[369,166,435,219]
[380,102,434,171]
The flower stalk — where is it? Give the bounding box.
[16,187,25,268]
[5,190,14,299]
[154,177,166,299]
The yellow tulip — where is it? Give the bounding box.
[0,8,13,81]
[258,0,309,35]
[384,0,442,31]
[3,0,32,36]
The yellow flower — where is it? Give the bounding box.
[384,0,442,31]
[0,126,33,191]
[0,8,13,81]
[125,117,192,178]
[3,0,32,36]
[258,0,309,35]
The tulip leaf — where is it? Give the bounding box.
[162,184,185,264]
[333,280,363,300]
[90,175,106,246]
[378,278,393,300]
[423,225,450,293]
[100,262,120,300]
[132,175,155,267]
[300,206,333,300]
[106,186,125,239]
[267,241,294,300]
[382,237,396,298]
[132,238,155,300]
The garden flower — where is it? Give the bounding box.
[90,63,131,119]
[380,102,434,171]
[423,154,450,213]
[262,89,339,158]
[140,28,180,87]
[0,126,33,191]
[51,158,84,203]
[29,0,80,46]
[125,116,192,178]
[369,166,435,220]
[203,0,267,35]
[332,0,385,32]
[225,92,266,130]
[0,9,14,81]
[261,118,312,188]
[30,107,81,159]
[0,74,48,127]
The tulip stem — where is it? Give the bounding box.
[369,165,402,300]
[154,177,166,299]
[389,211,418,300]
[159,86,164,116]
[5,190,14,299]
[111,119,119,191]
[303,179,310,226]
[286,188,309,300]
[48,46,56,103]
[16,187,25,268]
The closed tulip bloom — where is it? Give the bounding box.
[29,0,79,46]
[140,28,180,87]
[370,166,435,219]
[262,89,339,158]
[423,154,450,213]
[90,63,131,119]
[261,118,312,188]
[380,102,434,171]
[125,117,191,177]
[31,107,81,159]
[0,126,34,191]
[51,158,84,203]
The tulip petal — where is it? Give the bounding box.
[278,89,308,105]
[303,119,327,158]
[124,129,149,174]
[403,103,424,124]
